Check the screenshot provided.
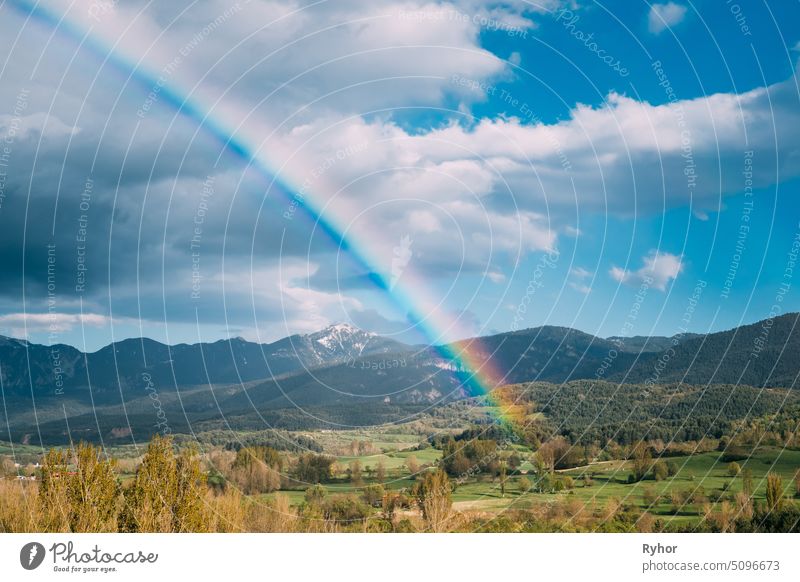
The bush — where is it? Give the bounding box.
[741,505,800,533]
[652,460,669,481]
[304,484,327,506]
[293,453,335,484]
[362,484,385,507]
[642,486,658,506]
[321,495,370,526]
[517,476,531,494]
[720,448,750,463]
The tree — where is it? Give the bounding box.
[666,460,679,476]
[173,448,207,532]
[321,494,370,527]
[536,436,582,471]
[440,437,499,476]
[537,471,553,493]
[376,461,386,483]
[38,449,71,532]
[535,443,555,474]
[67,443,120,532]
[233,446,283,471]
[120,435,176,532]
[120,435,207,532]
[631,442,652,482]
[413,469,452,532]
[794,469,800,498]
[727,462,741,477]
[362,484,385,507]
[532,454,546,476]
[765,472,784,513]
[382,492,408,526]
[0,455,15,476]
[37,443,120,533]
[231,461,282,494]
[652,460,668,482]
[349,460,363,486]
[405,455,419,475]
[642,485,657,506]
[741,467,754,497]
[293,453,335,484]
[517,476,531,494]
[499,462,507,497]
[304,484,327,506]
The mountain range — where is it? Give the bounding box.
[1,313,798,444]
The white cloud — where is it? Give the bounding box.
[569,266,591,293]
[40,0,536,121]
[0,0,796,340]
[384,72,800,217]
[569,282,591,294]
[0,312,117,336]
[486,270,506,283]
[648,2,688,35]
[570,267,591,279]
[610,251,683,291]
[0,112,79,141]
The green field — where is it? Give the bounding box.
[259,443,800,529]
[446,448,799,521]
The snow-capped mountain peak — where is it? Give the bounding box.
[306,323,374,350]
[294,323,398,364]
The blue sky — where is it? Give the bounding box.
[0,0,799,350]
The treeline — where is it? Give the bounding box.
[193,403,430,433]
[492,381,797,447]
[2,437,214,533]
[727,405,800,449]
[0,435,459,533]
[183,429,323,453]
[3,436,799,533]
[0,437,337,533]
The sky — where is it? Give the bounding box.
[0,0,798,351]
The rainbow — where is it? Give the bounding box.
[8,0,529,432]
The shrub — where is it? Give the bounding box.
[321,494,370,526]
[413,469,452,532]
[362,484,385,507]
[720,448,750,463]
[517,476,531,494]
[304,484,327,506]
[652,460,669,481]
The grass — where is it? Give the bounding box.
[261,445,800,529]
[446,447,800,525]
[8,424,798,530]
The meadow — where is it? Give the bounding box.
[3,393,800,533]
